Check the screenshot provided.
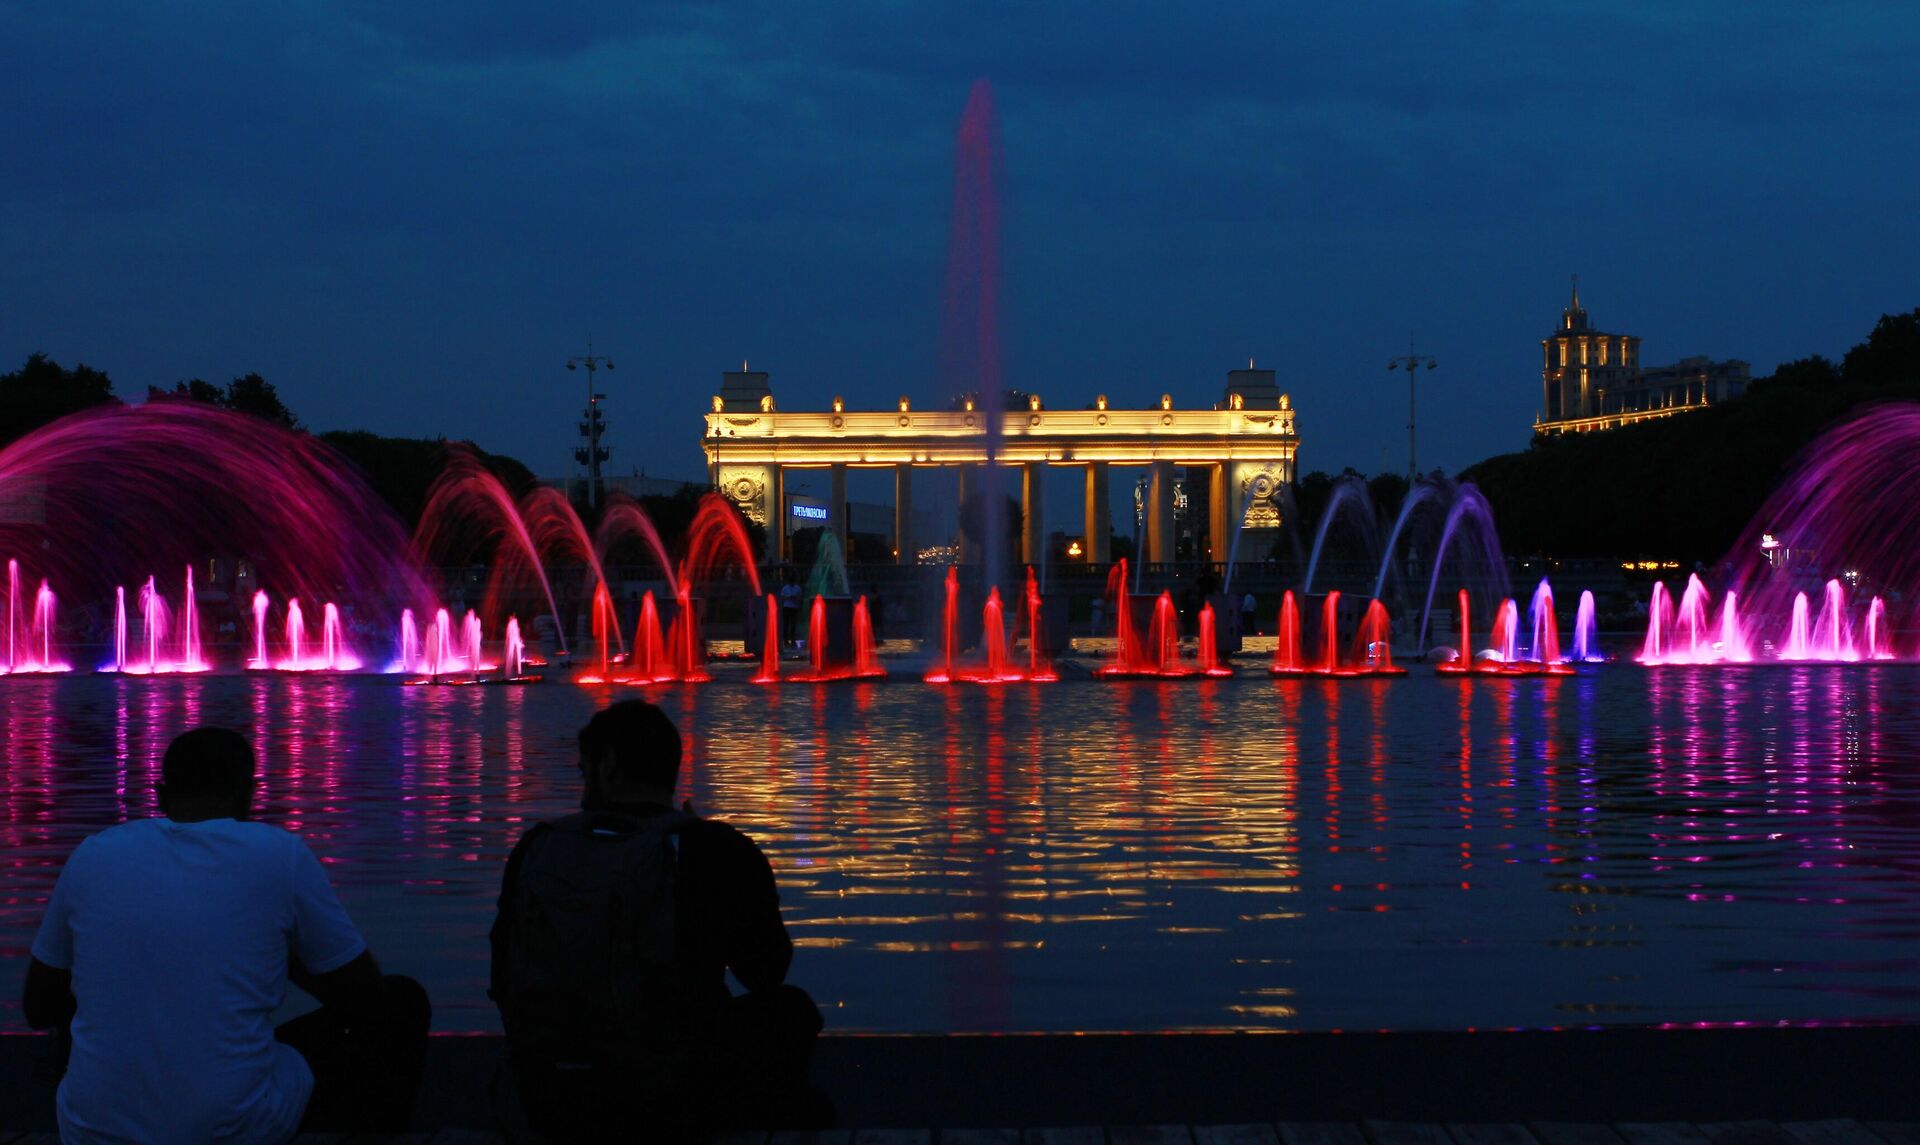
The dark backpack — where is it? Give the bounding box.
[502,809,691,1097]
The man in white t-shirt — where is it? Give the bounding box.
[22,727,431,1143]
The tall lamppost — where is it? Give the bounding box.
[1386,340,1436,485]
[567,342,614,508]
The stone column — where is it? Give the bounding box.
[765,465,785,568]
[829,463,849,557]
[1208,462,1229,566]
[1084,461,1110,565]
[1021,462,1044,567]
[1148,461,1175,565]
[894,463,915,565]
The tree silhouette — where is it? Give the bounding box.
[0,353,118,446]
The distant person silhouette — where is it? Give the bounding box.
[22,727,430,1142]
[779,570,803,648]
[491,700,824,1139]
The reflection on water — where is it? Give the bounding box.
[2,668,1918,1033]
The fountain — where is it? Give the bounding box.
[1572,590,1604,662]
[1621,405,1920,666]
[926,565,1051,683]
[2,560,68,674]
[1435,585,1570,676]
[753,594,782,683]
[1639,573,1876,666]
[1271,590,1305,675]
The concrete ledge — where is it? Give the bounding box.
[4,1029,1918,1132]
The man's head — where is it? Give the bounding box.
[578,700,682,808]
[158,727,257,822]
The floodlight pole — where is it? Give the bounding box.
[567,340,615,508]
[1386,339,1436,485]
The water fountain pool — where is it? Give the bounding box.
[2,667,1916,1035]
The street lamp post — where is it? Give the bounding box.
[566,341,615,508]
[1386,339,1437,485]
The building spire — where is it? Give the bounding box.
[1562,273,1588,331]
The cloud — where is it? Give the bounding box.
[1,0,1917,484]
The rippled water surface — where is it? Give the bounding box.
[3,666,1917,1033]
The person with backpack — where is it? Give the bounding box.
[490,700,824,1138]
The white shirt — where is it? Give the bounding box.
[32,817,367,1145]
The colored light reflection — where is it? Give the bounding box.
[1,667,1917,1036]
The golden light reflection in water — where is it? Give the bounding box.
[0,668,1917,1033]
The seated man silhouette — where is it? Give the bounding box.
[22,726,430,1143]
[491,699,823,1137]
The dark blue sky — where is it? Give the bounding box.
[5,2,1917,507]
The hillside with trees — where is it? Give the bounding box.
[1462,309,1920,562]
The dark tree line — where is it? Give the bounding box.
[0,353,536,528]
[1462,308,1920,561]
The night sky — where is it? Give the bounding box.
[5,3,1917,518]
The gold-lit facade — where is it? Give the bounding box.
[703,367,1299,566]
[1535,278,1749,437]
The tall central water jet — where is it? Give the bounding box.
[945,78,1007,587]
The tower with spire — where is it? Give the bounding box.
[1540,275,1639,426]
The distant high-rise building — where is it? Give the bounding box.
[1534,278,1749,436]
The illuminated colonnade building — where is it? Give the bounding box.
[703,366,1299,567]
[1535,277,1750,436]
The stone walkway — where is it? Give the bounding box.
[0,1117,1904,1145]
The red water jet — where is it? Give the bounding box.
[852,595,884,678]
[634,591,667,681]
[754,593,780,683]
[1317,591,1343,674]
[1023,566,1057,682]
[1272,590,1304,675]
[1350,599,1407,676]
[1197,603,1233,677]
[669,580,709,682]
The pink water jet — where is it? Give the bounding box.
[285,598,307,668]
[1811,579,1858,661]
[461,609,484,675]
[113,587,127,671]
[1572,590,1603,662]
[1527,580,1564,666]
[1718,592,1753,663]
[416,448,571,655]
[1640,582,1674,664]
[252,591,272,668]
[1783,592,1813,661]
[1675,575,1712,662]
[397,608,421,673]
[504,616,527,677]
[2,562,68,673]
[1865,596,1893,660]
